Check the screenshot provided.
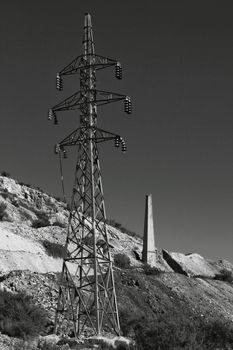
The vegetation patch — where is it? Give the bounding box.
[115,268,233,350]
[133,314,199,350]
[0,290,48,338]
[39,343,67,350]
[0,189,18,202]
[1,171,11,178]
[119,306,233,349]
[19,208,34,221]
[52,221,66,228]
[214,269,233,283]
[0,202,7,221]
[42,240,67,259]
[202,319,233,349]
[32,211,50,228]
[114,253,131,269]
[143,263,161,276]
[106,219,139,238]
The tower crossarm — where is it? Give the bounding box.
[58,54,119,76]
[50,89,126,112]
[56,127,127,154]
[54,127,85,149]
[50,91,81,112]
[94,90,126,106]
[94,54,119,71]
[49,90,130,123]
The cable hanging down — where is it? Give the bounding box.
[58,150,66,203]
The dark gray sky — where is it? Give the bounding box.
[0,1,232,262]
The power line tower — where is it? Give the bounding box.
[48,13,132,337]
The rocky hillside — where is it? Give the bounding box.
[0,175,232,349]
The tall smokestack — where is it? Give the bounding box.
[142,194,157,265]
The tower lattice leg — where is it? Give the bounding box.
[55,137,120,336]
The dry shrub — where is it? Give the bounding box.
[119,305,233,349]
[114,253,131,269]
[42,240,66,259]
[52,221,66,228]
[143,264,161,275]
[1,171,10,177]
[32,212,50,228]
[0,202,7,220]
[0,290,48,338]
[214,269,233,283]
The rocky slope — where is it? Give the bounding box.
[0,175,232,349]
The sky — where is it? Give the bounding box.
[0,1,232,262]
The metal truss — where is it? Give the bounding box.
[49,13,131,337]
[48,89,127,114]
[58,54,119,75]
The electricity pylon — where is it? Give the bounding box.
[48,13,132,337]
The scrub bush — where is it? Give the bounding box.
[42,240,66,259]
[114,253,131,269]
[32,211,50,228]
[0,290,48,338]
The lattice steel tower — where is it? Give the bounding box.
[48,13,132,337]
